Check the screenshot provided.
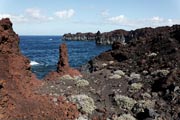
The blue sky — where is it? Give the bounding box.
[0,0,180,35]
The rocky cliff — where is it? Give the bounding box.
[80,24,180,119]
[95,30,128,45]
[63,25,180,45]
[0,18,79,120]
[63,32,96,41]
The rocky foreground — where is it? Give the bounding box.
[0,18,180,120]
[43,25,180,119]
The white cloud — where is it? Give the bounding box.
[0,14,28,23]
[25,8,53,21]
[54,9,75,19]
[108,15,126,24]
[106,15,180,28]
[151,16,163,22]
[101,9,109,17]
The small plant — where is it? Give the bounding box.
[114,94,136,110]
[69,94,96,114]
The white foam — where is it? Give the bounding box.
[49,38,53,40]
[30,61,39,66]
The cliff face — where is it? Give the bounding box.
[63,32,96,41]
[96,25,180,45]
[95,29,128,45]
[63,25,180,45]
[0,18,79,120]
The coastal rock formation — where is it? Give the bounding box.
[57,43,69,72]
[0,18,79,120]
[80,24,180,119]
[63,25,180,45]
[63,32,96,41]
[95,30,128,45]
[44,43,81,80]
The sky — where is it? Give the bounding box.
[0,0,180,35]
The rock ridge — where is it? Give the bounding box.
[63,25,180,45]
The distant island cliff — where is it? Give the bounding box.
[62,32,96,41]
[62,30,128,45]
[63,25,180,45]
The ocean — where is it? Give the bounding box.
[19,36,111,79]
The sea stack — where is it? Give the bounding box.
[45,43,82,80]
[57,43,69,72]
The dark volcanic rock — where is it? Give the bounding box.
[0,18,79,120]
[64,25,180,45]
[63,32,96,41]
[96,29,128,45]
[81,24,180,119]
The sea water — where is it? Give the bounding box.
[20,36,111,79]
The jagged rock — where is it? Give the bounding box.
[45,43,82,80]
[63,32,96,41]
[80,24,180,119]
[96,29,128,45]
[0,18,79,119]
[57,43,70,72]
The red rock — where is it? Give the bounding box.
[0,18,79,119]
[45,43,81,80]
[57,43,70,72]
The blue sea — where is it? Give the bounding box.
[19,36,111,79]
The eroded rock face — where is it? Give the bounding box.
[45,43,81,80]
[57,43,70,72]
[63,32,96,41]
[0,18,79,120]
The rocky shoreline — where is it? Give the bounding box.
[63,25,180,45]
[62,32,96,41]
[0,18,180,120]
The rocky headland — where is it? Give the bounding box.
[62,32,96,41]
[0,17,180,120]
[63,25,180,45]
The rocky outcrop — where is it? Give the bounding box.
[57,43,69,72]
[95,30,128,45]
[63,25,180,45]
[44,43,82,80]
[80,24,180,119]
[0,18,79,120]
[63,32,96,41]
[95,26,179,45]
